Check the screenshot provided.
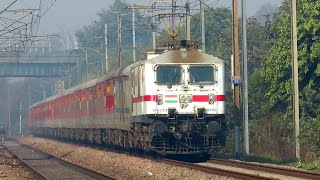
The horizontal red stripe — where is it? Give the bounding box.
[193,95,225,102]
[214,95,225,101]
[133,95,157,103]
[144,95,157,101]
[192,95,209,102]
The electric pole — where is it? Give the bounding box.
[76,58,80,84]
[7,85,11,137]
[105,24,108,73]
[19,102,22,134]
[152,3,157,51]
[233,0,241,108]
[86,49,88,80]
[242,0,249,156]
[200,1,205,52]
[111,12,126,68]
[43,86,46,99]
[291,0,300,161]
[132,9,136,62]
[127,4,157,51]
[232,0,241,158]
[185,0,191,40]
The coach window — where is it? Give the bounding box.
[156,66,182,85]
[189,65,214,85]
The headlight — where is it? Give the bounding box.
[186,95,192,103]
[209,93,214,104]
[157,95,163,105]
[179,95,186,103]
[180,95,192,103]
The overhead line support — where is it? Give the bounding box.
[291,0,300,161]
[110,12,127,68]
[241,0,249,157]
[232,0,241,159]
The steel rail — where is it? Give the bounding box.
[161,158,276,180]
[209,158,320,180]
[4,140,115,180]
[1,142,47,180]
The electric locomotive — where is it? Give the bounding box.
[29,40,226,156]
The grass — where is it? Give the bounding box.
[287,159,320,172]
[245,155,295,164]
[244,155,320,173]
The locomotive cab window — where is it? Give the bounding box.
[156,66,182,85]
[189,65,214,84]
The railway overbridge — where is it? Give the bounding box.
[0,53,79,77]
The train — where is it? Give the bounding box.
[29,40,226,157]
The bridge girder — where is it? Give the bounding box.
[0,62,77,77]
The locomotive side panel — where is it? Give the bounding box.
[215,63,226,115]
[132,65,153,123]
[144,64,158,116]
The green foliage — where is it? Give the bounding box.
[75,0,151,76]
[250,0,320,159]
[246,17,269,74]
[288,158,320,171]
[301,117,320,156]
[190,8,232,60]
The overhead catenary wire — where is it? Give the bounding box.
[0,0,19,16]
[0,0,57,56]
[81,0,230,67]
[33,0,58,35]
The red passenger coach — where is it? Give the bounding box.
[29,41,226,158]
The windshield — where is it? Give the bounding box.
[156,66,182,85]
[189,66,214,84]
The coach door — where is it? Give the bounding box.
[119,79,124,124]
[89,87,95,127]
[115,77,128,129]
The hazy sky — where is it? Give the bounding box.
[37,0,113,34]
[36,0,282,34]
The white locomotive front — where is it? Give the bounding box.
[131,46,226,155]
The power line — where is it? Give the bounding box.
[0,0,19,15]
[0,0,58,56]
[33,0,58,35]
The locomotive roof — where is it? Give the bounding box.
[30,49,224,109]
[114,49,224,78]
[146,49,224,64]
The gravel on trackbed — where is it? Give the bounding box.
[0,142,35,180]
[17,136,232,180]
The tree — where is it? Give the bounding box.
[75,0,152,75]
[253,0,320,158]
[190,7,232,61]
[253,3,279,25]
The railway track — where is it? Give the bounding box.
[14,137,320,179]
[205,158,320,180]
[161,158,276,180]
[2,140,115,180]
[14,137,277,179]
